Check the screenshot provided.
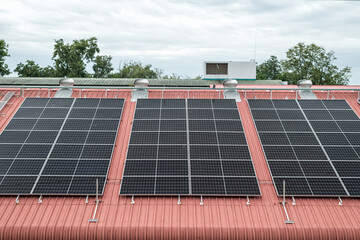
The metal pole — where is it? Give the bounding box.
[89,178,99,222]
[282,180,294,224]
[283,179,285,204]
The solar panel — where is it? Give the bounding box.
[0,97,124,195]
[120,99,261,196]
[249,99,360,197]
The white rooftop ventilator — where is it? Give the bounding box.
[131,79,149,102]
[54,78,74,98]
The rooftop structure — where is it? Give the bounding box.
[0,79,359,239]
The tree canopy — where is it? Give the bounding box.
[93,55,113,78]
[109,61,158,78]
[257,43,351,85]
[52,37,100,77]
[14,60,56,77]
[0,39,10,77]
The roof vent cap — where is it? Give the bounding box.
[134,78,149,88]
[223,79,238,88]
[59,78,74,87]
[298,79,312,89]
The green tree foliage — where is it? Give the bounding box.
[14,60,56,77]
[256,56,282,80]
[93,55,113,78]
[52,37,99,77]
[0,39,10,76]
[281,43,351,85]
[109,61,158,78]
[14,60,42,77]
[258,43,351,85]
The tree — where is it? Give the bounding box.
[52,37,100,77]
[40,65,56,77]
[281,43,351,85]
[14,60,42,77]
[0,39,10,76]
[14,60,56,77]
[256,56,282,80]
[110,61,158,78]
[93,55,113,78]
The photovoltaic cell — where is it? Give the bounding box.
[99,99,124,108]
[272,100,299,109]
[47,98,73,108]
[155,177,189,194]
[342,178,360,196]
[268,161,303,177]
[282,121,312,132]
[120,177,155,194]
[68,177,106,195]
[191,177,225,195]
[273,177,312,196]
[329,110,359,120]
[40,108,69,118]
[0,131,30,143]
[225,177,261,195]
[159,132,187,144]
[33,176,73,194]
[73,98,99,108]
[188,99,212,108]
[333,161,360,177]
[132,120,159,131]
[322,100,351,109]
[300,161,337,177]
[247,99,274,109]
[13,108,43,118]
[336,121,360,132]
[123,160,156,176]
[307,178,347,196]
[297,100,325,109]
[21,98,49,108]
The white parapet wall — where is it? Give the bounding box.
[203,61,256,80]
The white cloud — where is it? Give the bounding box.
[0,0,359,84]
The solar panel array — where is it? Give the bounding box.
[248,99,360,197]
[120,99,261,196]
[0,97,124,195]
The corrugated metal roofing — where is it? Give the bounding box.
[0,86,359,239]
[0,77,283,87]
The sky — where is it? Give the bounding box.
[1,0,359,84]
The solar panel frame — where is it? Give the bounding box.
[248,99,360,197]
[0,97,125,196]
[120,99,261,196]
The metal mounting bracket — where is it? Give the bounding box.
[246,196,250,205]
[38,195,42,204]
[200,196,204,206]
[292,196,296,206]
[131,195,135,205]
[85,195,89,204]
[338,197,343,206]
[15,195,20,204]
[177,195,181,205]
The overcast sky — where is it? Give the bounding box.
[1,0,359,84]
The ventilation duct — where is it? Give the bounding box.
[222,79,241,102]
[131,79,149,102]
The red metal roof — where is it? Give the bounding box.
[0,87,360,239]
